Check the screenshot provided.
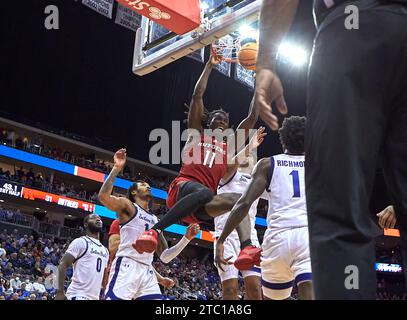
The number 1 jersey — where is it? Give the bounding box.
[266,154,308,236]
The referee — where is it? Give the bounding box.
[254,0,407,299]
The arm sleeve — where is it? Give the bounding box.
[65,238,87,260]
[108,219,120,237]
[159,236,191,264]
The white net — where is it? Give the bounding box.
[210,34,241,63]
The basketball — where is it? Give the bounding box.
[238,42,258,71]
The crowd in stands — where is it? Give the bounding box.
[0,228,71,300]
[377,278,407,300]
[0,127,172,191]
[376,246,403,265]
[154,257,223,300]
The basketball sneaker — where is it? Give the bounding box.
[132,229,158,254]
[234,245,261,271]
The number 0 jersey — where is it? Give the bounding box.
[266,154,308,236]
[65,236,109,300]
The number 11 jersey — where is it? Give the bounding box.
[178,135,228,193]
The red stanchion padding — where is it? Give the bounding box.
[116,0,201,35]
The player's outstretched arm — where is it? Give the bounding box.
[98,149,134,218]
[223,127,267,182]
[188,59,217,131]
[219,158,270,244]
[156,224,200,264]
[55,253,75,300]
[215,158,270,268]
[234,97,259,149]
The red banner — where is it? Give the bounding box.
[116,0,200,35]
[21,188,95,213]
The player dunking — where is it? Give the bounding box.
[135,57,266,270]
[56,214,109,300]
[99,149,200,300]
[216,116,314,300]
[214,154,264,300]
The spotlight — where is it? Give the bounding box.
[278,42,309,67]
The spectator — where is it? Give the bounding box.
[3,280,13,297]
[29,293,37,301]
[2,262,14,277]
[9,252,21,268]
[32,276,46,294]
[0,243,6,258]
[0,278,4,293]
[10,276,22,290]
[10,292,19,300]
[32,261,42,277]
[17,282,30,299]
[26,168,35,181]
[44,243,53,256]
[24,276,33,291]
[0,229,7,242]
[16,167,25,180]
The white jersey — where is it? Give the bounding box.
[65,236,109,300]
[116,203,158,266]
[215,170,265,240]
[266,154,307,236]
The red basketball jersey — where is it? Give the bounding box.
[178,135,228,193]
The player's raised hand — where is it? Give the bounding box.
[113,148,127,171]
[160,277,176,289]
[249,126,267,150]
[185,223,200,240]
[210,54,221,66]
[255,68,288,131]
[214,240,233,272]
[377,205,397,229]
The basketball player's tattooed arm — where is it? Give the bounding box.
[55,253,76,300]
[98,149,135,222]
[188,58,218,132]
[215,158,270,267]
[255,0,299,130]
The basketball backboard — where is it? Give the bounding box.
[132,0,261,76]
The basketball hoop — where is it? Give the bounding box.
[210,35,241,63]
[210,34,258,71]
